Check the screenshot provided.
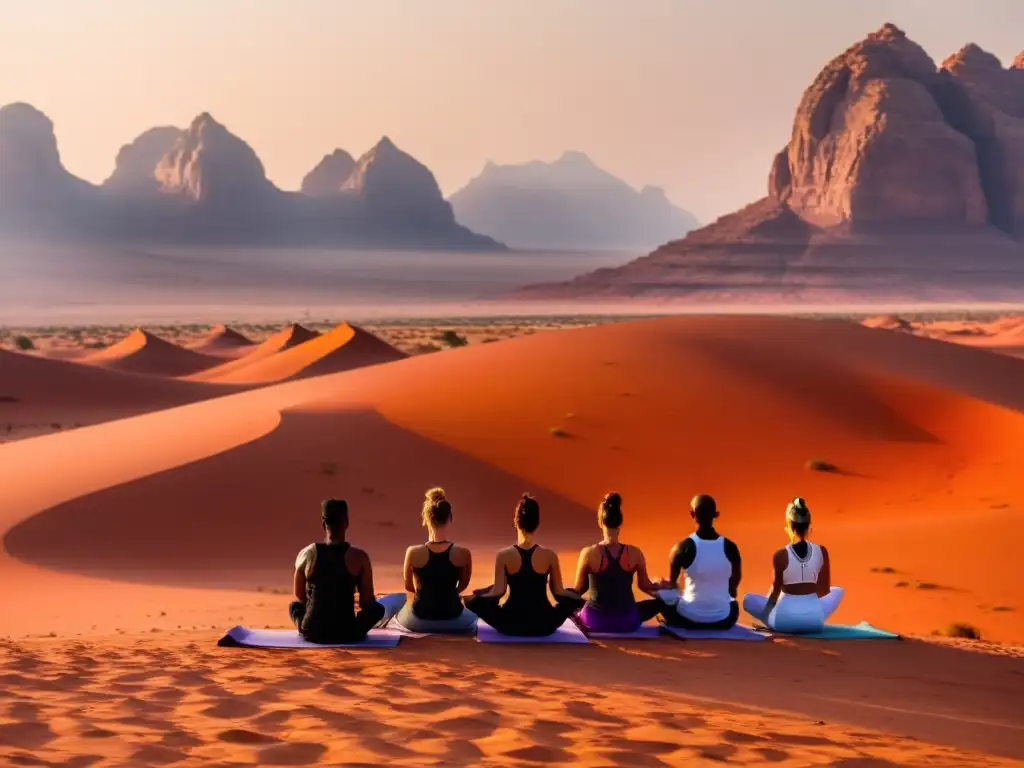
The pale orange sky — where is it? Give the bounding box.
[0,1,1020,222]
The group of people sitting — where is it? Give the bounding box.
[290,488,844,643]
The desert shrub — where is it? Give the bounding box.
[14,335,34,351]
[941,623,981,640]
[549,427,569,438]
[806,459,838,473]
[439,330,468,348]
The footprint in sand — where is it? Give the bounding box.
[199,697,262,719]
[505,745,576,764]
[564,700,627,725]
[0,721,55,750]
[129,743,189,764]
[434,711,502,740]
[217,728,280,745]
[257,741,328,766]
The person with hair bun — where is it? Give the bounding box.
[742,497,844,633]
[465,493,585,636]
[573,493,669,633]
[392,488,478,633]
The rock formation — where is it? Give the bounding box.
[0,107,501,250]
[449,151,699,250]
[301,149,356,196]
[343,137,455,227]
[154,113,278,206]
[103,126,183,194]
[522,24,1024,302]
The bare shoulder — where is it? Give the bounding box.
[627,544,646,561]
[818,544,830,558]
[347,545,371,567]
[772,548,789,566]
[451,544,472,566]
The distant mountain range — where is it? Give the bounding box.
[521,25,1024,301]
[449,151,699,251]
[0,105,501,250]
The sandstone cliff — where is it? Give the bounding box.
[523,24,1024,302]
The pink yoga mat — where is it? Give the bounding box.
[476,619,590,644]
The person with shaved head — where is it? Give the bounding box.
[651,494,742,629]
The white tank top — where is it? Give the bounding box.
[679,534,733,622]
[782,542,823,585]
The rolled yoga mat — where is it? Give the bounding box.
[218,625,402,648]
[476,619,590,644]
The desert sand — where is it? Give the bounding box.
[80,328,223,377]
[1,315,1023,766]
[864,313,1024,359]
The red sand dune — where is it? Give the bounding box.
[186,323,320,382]
[5,316,1024,642]
[81,328,222,377]
[0,346,242,439]
[190,322,405,384]
[3,316,1023,763]
[188,324,256,358]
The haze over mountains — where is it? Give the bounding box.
[449,151,699,251]
[524,24,1024,302]
[0,106,500,250]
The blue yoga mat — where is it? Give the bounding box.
[756,621,900,639]
[218,625,402,648]
[662,623,767,641]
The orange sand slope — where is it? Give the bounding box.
[80,328,222,377]
[4,316,1024,645]
[0,633,1019,767]
[0,347,242,438]
[188,324,256,358]
[864,314,1024,358]
[191,322,406,384]
[186,323,321,382]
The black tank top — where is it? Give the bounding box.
[503,545,551,616]
[301,542,356,639]
[411,543,464,620]
[587,544,636,613]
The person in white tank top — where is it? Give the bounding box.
[653,494,742,629]
[742,497,844,633]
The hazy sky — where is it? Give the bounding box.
[0,1,1021,223]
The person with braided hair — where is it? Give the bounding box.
[742,497,844,632]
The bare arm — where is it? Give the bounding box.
[668,538,695,586]
[354,550,377,610]
[293,568,306,602]
[724,539,742,599]
[816,546,831,597]
[478,550,509,598]
[456,547,473,593]
[765,549,786,613]
[402,547,416,594]
[573,547,592,595]
[548,549,576,597]
[633,547,663,595]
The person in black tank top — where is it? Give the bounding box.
[573,493,670,633]
[394,488,477,633]
[290,499,403,643]
[465,494,584,636]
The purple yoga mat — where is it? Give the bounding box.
[588,624,662,639]
[660,623,767,641]
[218,625,402,649]
[476,619,590,644]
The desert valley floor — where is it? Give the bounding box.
[0,313,1022,766]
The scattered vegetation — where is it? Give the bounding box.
[915,582,942,590]
[806,459,839,473]
[991,606,1014,612]
[318,461,339,476]
[870,566,897,574]
[894,581,909,588]
[412,343,441,354]
[14,335,34,351]
[940,623,981,640]
[439,330,469,348]
[549,427,569,438]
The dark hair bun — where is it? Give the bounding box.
[515,493,541,533]
[599,492,624,528]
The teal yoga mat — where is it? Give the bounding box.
[757,621,900,639]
